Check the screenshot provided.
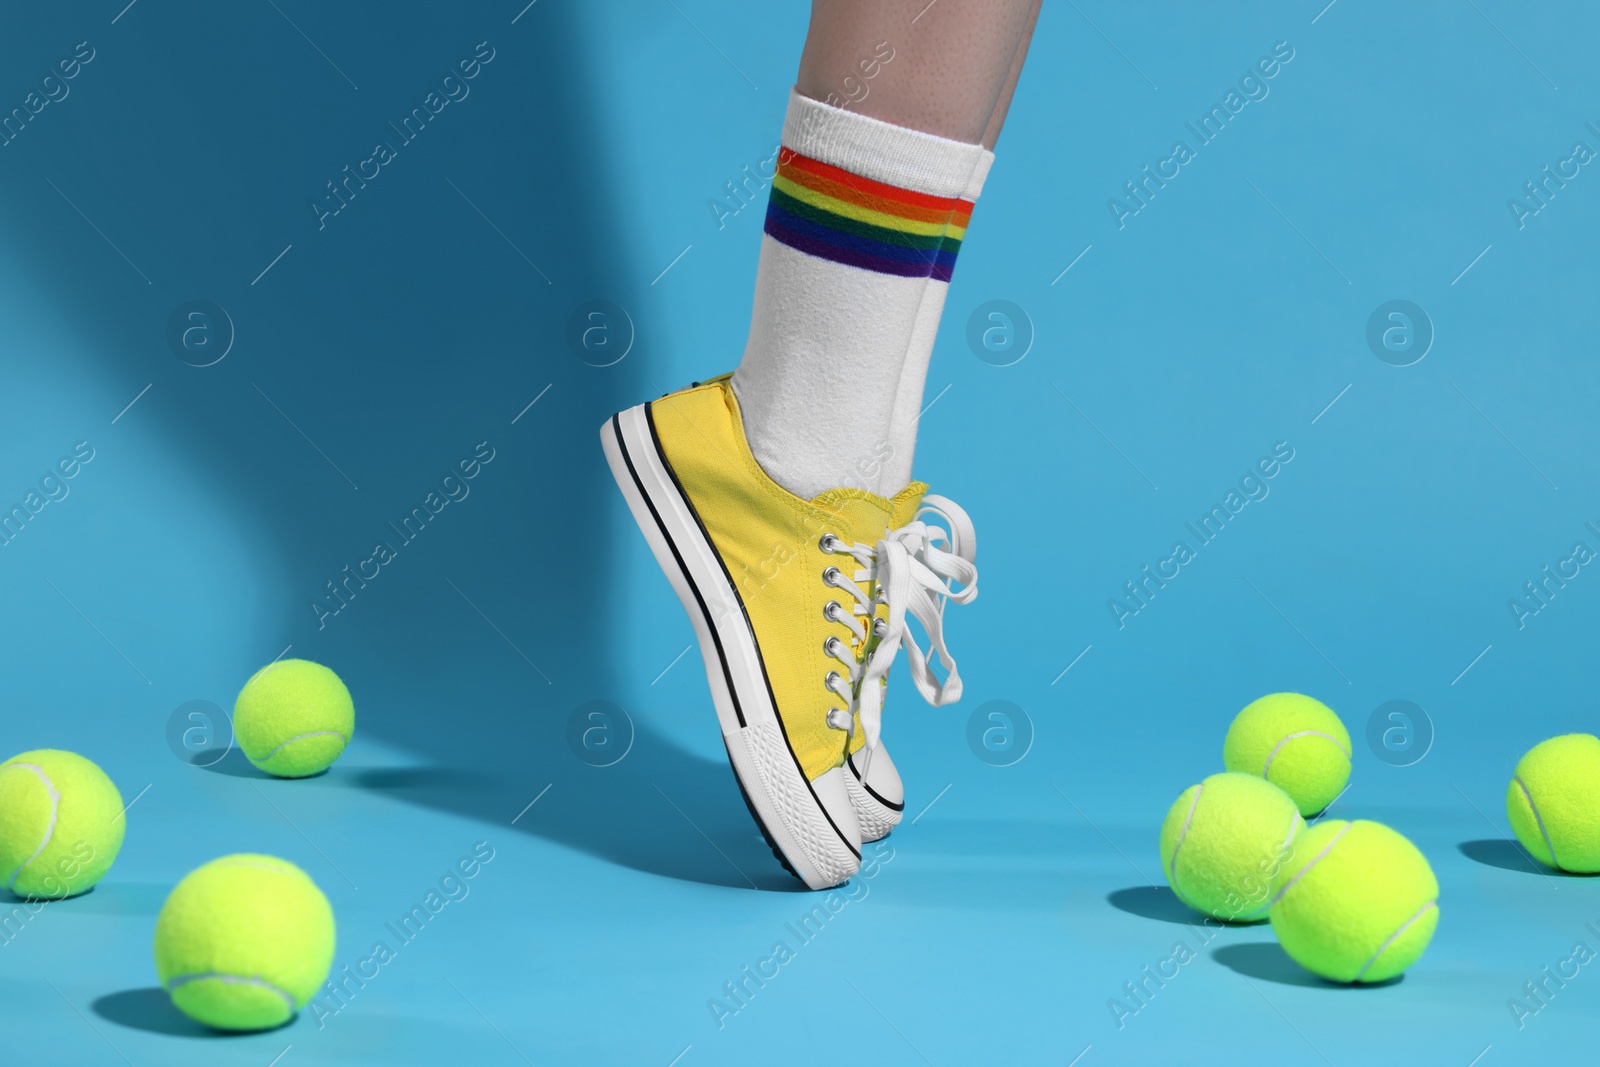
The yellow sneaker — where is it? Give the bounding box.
[601,376,899,889]
[841,490,979,841]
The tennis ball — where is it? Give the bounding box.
[234,659,354,777]
[1159,772,1305,922]
[1223,692,1351,817]
[1269,819,1438,983]
[0,749,124,899]
[1506,733,1600,873]
[154,853,336,1031]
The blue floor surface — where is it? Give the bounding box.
[2,2,1597,1064]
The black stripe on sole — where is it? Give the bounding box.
[610,407,859,871]
[640,404,857,863]
[610,413,746,729]
[641,403,858,862]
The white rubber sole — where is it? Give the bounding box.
[846,747,905,843]
[601,403,861,890]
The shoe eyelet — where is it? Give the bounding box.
[819,533,838,553]
[873,619,888,638]
[822,565,842,585]
[823,670,842,691]
[822,600,840,622]
[823,636,841,657]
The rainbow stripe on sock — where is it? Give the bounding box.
[764,148,974,282]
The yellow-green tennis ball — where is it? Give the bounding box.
[154,854,336,1031]
[1269,819,1438,983]
[1223,692,1351,817]
[1506,733,1600,873]
[1159,772,1305,922]
[0,749,125,900]
[234,659,354,777]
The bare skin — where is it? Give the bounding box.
[796,0,1042,148]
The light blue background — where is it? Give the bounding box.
[2,1,1597,1064]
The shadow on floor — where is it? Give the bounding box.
[1212,942,1401,989]
[1458,838,1573,876]
[194,747,279,781]
[1107,885,1266,928]
[347,713,809,893]
[1107,885,1197,925]
[91,988,289,1038]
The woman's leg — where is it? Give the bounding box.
[877,2,1040,490]
[734,0,1041,499]
[601,2,1040,886]
[796,0,1040,145]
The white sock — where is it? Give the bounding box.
[877,156,993,495]
[732,90,994,501]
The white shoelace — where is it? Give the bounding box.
[820,494,978,754]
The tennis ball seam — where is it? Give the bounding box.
[251,730,350,763]
[166,971,296,1013]
[1263,730,1350,776]
[1,762,59,891]
[1270,820,1351,906]
[1274,824,1439,983]
[1512,773,1561,868]
[1354,899,1437,982]
[1164,782,1205,904]
[1238,809,1304,921]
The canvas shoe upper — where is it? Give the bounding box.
[603,376,905,888]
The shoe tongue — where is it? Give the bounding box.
[807,480,931,551]
[887,481,929,528]
[808,487,895,544]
